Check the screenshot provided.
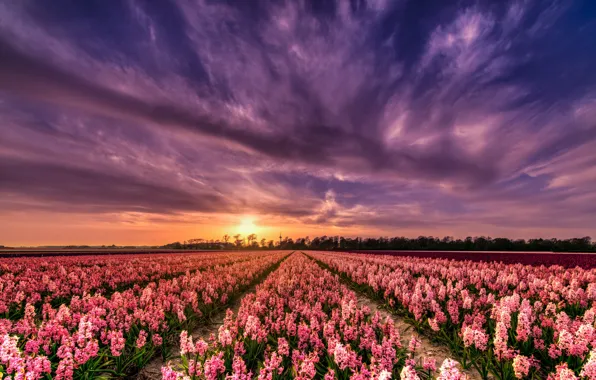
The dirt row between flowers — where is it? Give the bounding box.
[304,252,485,380]
[136,253,293,380]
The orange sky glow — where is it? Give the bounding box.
[1,210,591,247]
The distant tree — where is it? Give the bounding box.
[161,234,595,253]
[247,234,257,247]
[233,234,243,248]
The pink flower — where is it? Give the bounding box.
[230,356,251,380]
[179,331,196,356]
[515,300,533,342]
[408,336,421,353]
[136,330,148,349]
[324,369,335,380]
[277,337,290,357]
[152,334,163,346]
[512,355,531,379]
[195,339,209,356]
[262,352,284,377]
[400,365,420,380]
[55,353,74,380]
[437,359,468,380]
[332,342,357,370]
[548,363,578,380]
[462,326,488,351]
[204,352,226,380]
[581,351,596,380]
[428,318,440,331]
[161,366,186,380]
[218,327,233,347]
[109,330,125,357]
[423,357,437,372]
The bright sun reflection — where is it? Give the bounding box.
[237,217,258,236]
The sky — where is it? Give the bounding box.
[1,0,596,246]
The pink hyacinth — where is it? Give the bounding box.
[324,369,335,380]
[548,363,579,380]
[204,352,226,380]
[462,326,488,351]
[332,342,357,370]
[218,327,233,347]
[277,337,290,357]
[437,359,468,380]
[109,330,125,357]
[136,330,148,349]
[161,366,185,380]
[423,357,437,372]
[512,354,531,379]
[152,333,163,346]
[231,356,251,380]
[408,336,421,353]
[400,365,420,380]
[581,351,596,380]
[179,331,195,356]
[195,338,209,356]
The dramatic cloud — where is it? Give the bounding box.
[1,0,595,244]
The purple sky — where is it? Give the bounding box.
[1,0,596,245]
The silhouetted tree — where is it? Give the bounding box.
[161,234,595,253]
[233,234,243,248]
[247,234,257,247]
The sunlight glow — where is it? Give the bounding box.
[236,216,258,236]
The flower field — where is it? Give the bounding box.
[163,253,465,380]
[0,251,287,379]
[309,251,596,379]
[2,250,595,379]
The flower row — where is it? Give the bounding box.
[0,251,287,379]
[0,251,261,318]
[309,251,596,379]
[164,252,467,380]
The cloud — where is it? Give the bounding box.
[0,156,230,214]
[1,0,596,239]
[0,34,497,186]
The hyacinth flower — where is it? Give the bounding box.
[164,253,468,379]
[309,250,596,379]
[0,251,288,379]
[0,251,270,321]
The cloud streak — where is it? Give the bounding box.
[1,0,596,242]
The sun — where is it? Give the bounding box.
[237,217,258,236]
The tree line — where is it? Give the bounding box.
[162,235,595,252]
